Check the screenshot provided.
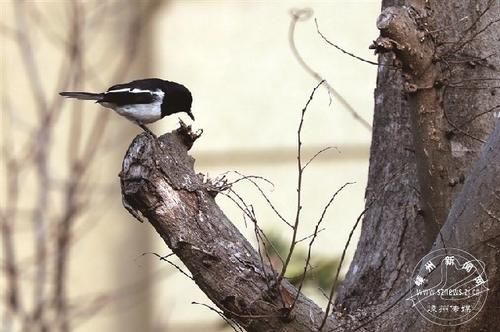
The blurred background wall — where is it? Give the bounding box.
[1,1,379,331]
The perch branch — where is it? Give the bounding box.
[120,123,344,332]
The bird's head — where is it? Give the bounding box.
[164,81,194,121]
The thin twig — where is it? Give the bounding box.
[233,171,292,228]
[295,228,326,244]
[339,252,454,332]
[144,252,193,280]
[453,17,500,53]
[224,189,285,266]
[458,104,500,127]
[289,182,353,313]
[221,187,284,304]
[319,163,411,330]
[225,172,275,189]
[279,81,325,284]
[1,80,22,326]
[303,146,339,171]
[13,1,48,115]
[454,0,495,42]
[191,302,244,332]
[443,88,487,143]
[315,18,379,66]
[318,206,370,331]
[53,4,85,331]
[13,3,51,325]
[288,9,372,131]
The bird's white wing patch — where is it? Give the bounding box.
[107,88,132,93]
[106,88,164,96]
[149,89,165,99]
[111,89,165,124]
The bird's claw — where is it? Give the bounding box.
[138,123,157,139]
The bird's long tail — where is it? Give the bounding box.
[59,91,104,101]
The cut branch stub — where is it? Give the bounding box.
[374,6,434,82]
[119,124,339,332]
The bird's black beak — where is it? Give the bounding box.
[187,110,195,121]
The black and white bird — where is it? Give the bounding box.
[59,78,193,134]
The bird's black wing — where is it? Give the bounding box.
[100,90,154,106]
[108,78,166,91]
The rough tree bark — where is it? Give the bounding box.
[120,1,499,331]
[337,0,499,313]
[120,126,342,332]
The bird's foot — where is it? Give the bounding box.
[138,123,157,139]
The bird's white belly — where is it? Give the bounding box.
[114,103,162,124]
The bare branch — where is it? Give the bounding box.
[222,187,283,291]
[319,206,369,331]
[13,1,48,115]
[453,17,500,53]
[192,301,244,332]
[443,106,487,143]
[288,9,372,130]
[279,80,325,283]
[315,18,379,66]
[302,146,339,171]
[144,252,193,280]
[459,104,500,127]
[232,171,292,229]
[290,182,353,313]
[120,127,340,331]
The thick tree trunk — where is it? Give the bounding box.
[365,120,500,332]
[337,0,499,312]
